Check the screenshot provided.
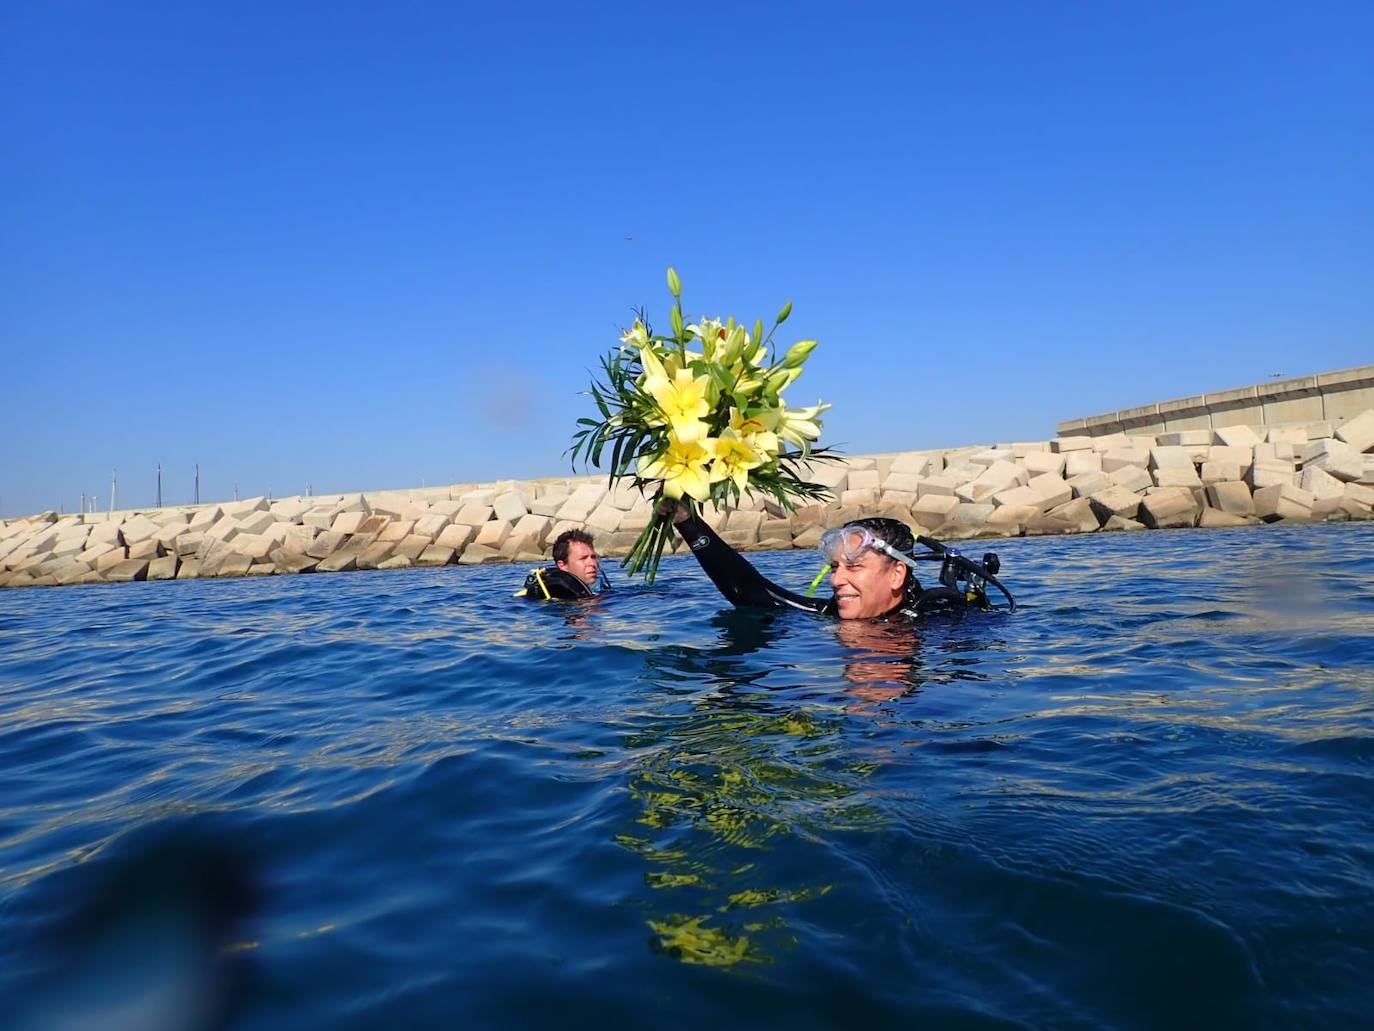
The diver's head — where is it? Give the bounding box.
[553,528,599,586]
[820,519,920,619]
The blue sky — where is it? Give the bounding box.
[3,2,1371,516]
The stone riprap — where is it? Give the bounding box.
[3,410,1373,589]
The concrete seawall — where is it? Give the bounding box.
[1057,364,1374,438]
[3,408,1374,589]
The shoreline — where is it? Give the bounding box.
[3,413,1372,590]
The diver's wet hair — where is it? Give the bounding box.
[552,528,595,565]
[843,518,915,555]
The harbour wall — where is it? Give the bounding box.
[1057,364,1374,438]
[3,409,1374,590]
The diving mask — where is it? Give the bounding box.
[818,525,919,569]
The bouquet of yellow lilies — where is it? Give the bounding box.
[569,267,836,582]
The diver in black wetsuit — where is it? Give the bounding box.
[515,528,610,601]
[666,501,1012,619]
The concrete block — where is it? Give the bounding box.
[379,520,414,543]
[1198,508,1254,528]
[272,554,319,574]
[303,509,335,531]
[1099,447,1148,474]
[186,506,222,530]
[1335,409,1374,453]
[1303,440,1363,482]
[1067,471,1111,498]
[331,511,368,535]
[719,528,760,548]
[434,524,476,551]
[986,504,1038,530]
[847,469,881,491]
[1139,488,1198,529]
[392,535,432,561]
[231,534,275,561]
[1152,466,1202,489]
[531,492,569,518]
[840,488,878,508]
[493,491,528,522]
[237,510,275,536]
[305,530,347,560]
[619,509,652,532]
[888,452,940,477]
[1027,473,1072,510]
[94,548,130,572]
[879,490,917,510]
[357,541,397,569]
[1149,446,1195,471]
[105,558,150,582]
[1345,482,1374,509]
[1200,462,1243,485]
[1253,483,1315,522]
[1052,436,1094,453]
[1045,498,1102,533]
[948,503,995,527]
[912,495,959,528]
[882,471,921,494]
[127,539,165,561]
[1022,452,1066,477]
[1299,465,1346,500]
[417,545,457,566]
[967,448,1015,467]
[1205,481,1256,516]
[1064,451,1102,478]
[510,514,552,547]
[147,556,180,580]
[1267,426,1308,446]
[1213,424,1262,448]
[175,558,202,579]
[269,498,312,523]
[1248,458,1296,490]
[1102,516,1146,532]
[376,555,413,570]
[222,496,270,518]
[916,472,964,498]
[585,505,623,534]
[1088,487,1141,522]
[415,514,453,537]
[474,520,510,548]
[119,514,162,544]
[206,516,242,543]
[991,485,1039,509]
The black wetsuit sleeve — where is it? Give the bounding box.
[674,514,831,614]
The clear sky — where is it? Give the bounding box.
[3,2,1371,517]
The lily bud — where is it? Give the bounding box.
[671,304,684,340]
[776,300,792,325]
[781,339,818,368]
[666,267,682,298]
[765,368,792,396]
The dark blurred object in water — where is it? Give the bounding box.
[12,821,258,1031]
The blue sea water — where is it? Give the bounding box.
[1,522,1372,1028]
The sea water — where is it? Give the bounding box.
[1,523,1372,1027]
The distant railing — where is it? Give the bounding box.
[1056,364,1374,437]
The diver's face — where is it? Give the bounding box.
[558,541,600,586]
[830,550,906,619]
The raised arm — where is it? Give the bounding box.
[668,502,830,614]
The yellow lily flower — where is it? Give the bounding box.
[728,407,780,458]
[643,356,713,444]
[639,433,721,501]
[777,403,828,453]
[620,320,650,350]
[711,428,765,492]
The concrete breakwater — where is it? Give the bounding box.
[3,410,1374,590]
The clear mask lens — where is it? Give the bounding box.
[818,527,878,564]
